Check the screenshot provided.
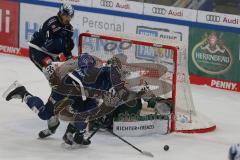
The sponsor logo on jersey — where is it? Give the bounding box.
[116,125,154,131]
[113,116,169,136]
[51,25,56,29]
[192,32,232,75]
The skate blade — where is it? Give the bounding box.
[2,81,22,100]
[61,142,89,150]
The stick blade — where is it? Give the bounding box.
[141,151,154,157]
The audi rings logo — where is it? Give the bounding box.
[152,7,167,15]
[100,0,114,7]
[206,15,221,22]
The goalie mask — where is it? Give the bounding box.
[107,56,122,69]
[78,53,96,69]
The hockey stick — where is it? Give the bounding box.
[107,129,154,157]
[86,125,101,141]
[28,42,59,60]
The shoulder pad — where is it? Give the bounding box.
[47,16,58,27]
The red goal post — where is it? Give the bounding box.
[78,32,216,133]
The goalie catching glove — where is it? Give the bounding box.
[147,97,173,115]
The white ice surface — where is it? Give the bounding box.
[0,54,239,160]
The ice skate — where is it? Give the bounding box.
[2,81,27,101]
[38,121,60,139]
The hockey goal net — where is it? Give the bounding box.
[78,32,216,133]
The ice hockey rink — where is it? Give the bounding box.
[0,53,239,160]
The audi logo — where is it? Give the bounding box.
[104,42,117,52]
[206,15,221,22]
[100,0,114,7]
[104,41,132,52]
[152,7,167,15]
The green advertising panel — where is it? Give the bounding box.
[189,28,240,82]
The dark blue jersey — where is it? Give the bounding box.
[30,16,74,57]
[64,66,113,92]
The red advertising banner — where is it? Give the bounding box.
[0,1,20,55]
[190,75,240,92]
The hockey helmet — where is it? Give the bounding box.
[58,3,74,18]
[78,53,96,69]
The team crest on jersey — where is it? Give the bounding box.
[51,25,56,29]
[76,69,85,77]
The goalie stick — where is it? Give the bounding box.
[107,129,154,157]
[86,126,100,141]
[83,120,153,157]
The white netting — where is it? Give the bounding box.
[79,32,216,133]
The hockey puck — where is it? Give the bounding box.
[164,145,169,151]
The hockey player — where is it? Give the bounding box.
[3,80,95,146]
[29,3,74,75]
[2,53,122,146]
[27,3,75,139]
[49,54,131,122]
